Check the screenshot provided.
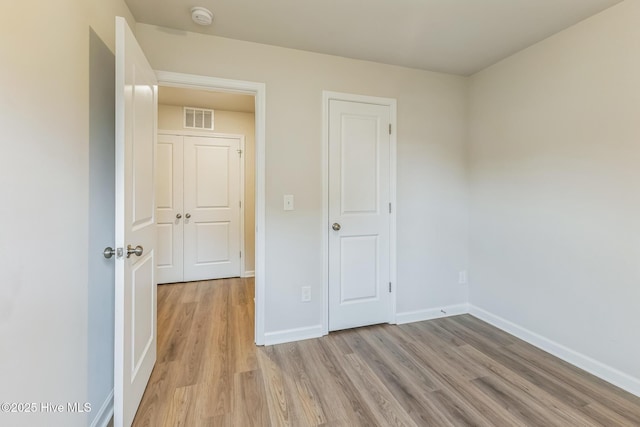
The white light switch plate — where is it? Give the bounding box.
[284,195,294,211]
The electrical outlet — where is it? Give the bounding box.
[301,286,311,302]
[458,270,467,285]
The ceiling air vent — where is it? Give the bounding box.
[184,107,214,130]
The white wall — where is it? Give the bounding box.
[158,104,256,274]
[0,1,89,426]
[136,25,469,335]
[468,0,640,390]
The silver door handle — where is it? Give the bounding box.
[185,213,191,219]
[332,223,341,231]
[127,245,144,258]
[103,247,116,259]
[176,213,182,219]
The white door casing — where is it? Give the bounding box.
[183,135,242,281]
[114,16,157,427]
[328,97,395,331]
[154,71,266,345]
[156,134,184,284]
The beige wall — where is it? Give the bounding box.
[1,0,134,426]
[469,0,640,386]
[137,24,470,334]
[1,2,89,425]
[158,105,256,273]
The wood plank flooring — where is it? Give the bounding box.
[132,278,640,426]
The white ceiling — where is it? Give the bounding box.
[125,0,622,76]
[158,86,255,113]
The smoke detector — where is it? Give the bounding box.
[191,7,213,26]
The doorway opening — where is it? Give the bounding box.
[156,88,254,282]
[156,72,266,345]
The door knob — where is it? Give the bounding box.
[185,213,191,219]
[332,223,341,231]
[176,213,182,219]
[127,245,144,258]
[103,247,116,259]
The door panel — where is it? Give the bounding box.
[114,16,157,427]
[341,115,379,213]
[156,224,174,266]
[183,136,241,281]
[195,145,230,207]
[155,134,183,284]
[131,254,154,371]
[340,235,378,303]
[196,221,230,262]
[329,99,391,331]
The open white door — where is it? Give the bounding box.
[114,16,157,427]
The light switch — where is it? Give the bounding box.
[284,195,294,211]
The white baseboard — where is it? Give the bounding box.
[396,303,470,325]
[243,270,255,278]
[90,389,113,427]
[469,305,640,398]
[264,324,323,346]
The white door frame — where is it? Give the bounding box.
[157,130,247,281]
[322,91,398,335]
[156,71,266,345]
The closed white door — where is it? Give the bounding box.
[183,136,241,281]
[114,17,157,427]
[329,99,392,331]
[155,134,184,284]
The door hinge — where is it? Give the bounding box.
[239,251,242,258]
[389,203,392,214]
[389,123,392,135]
[237,149,243,157]
[239,201,242,208]
[389,282,392,293]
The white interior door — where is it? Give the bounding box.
[329,99,391,331]
[155,134,184,284]
[114,17,157,427]
[183,135,241,281]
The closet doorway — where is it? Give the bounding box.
[155,86,257,284]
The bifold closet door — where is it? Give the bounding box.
[183,136,241,281]
[155,134,184,284]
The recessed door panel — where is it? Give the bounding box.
[131,253,154,379]
[156,142,174,209]
[132,84,155,229]
[196,145,230,208]
[341,116,379,214]
[195,222,230,263]
[340,235,378,303]
[156,224,173,267]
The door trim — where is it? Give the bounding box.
[155,71,266,345]
[321,91,397,335]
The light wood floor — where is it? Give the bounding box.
[132,278,640,426]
